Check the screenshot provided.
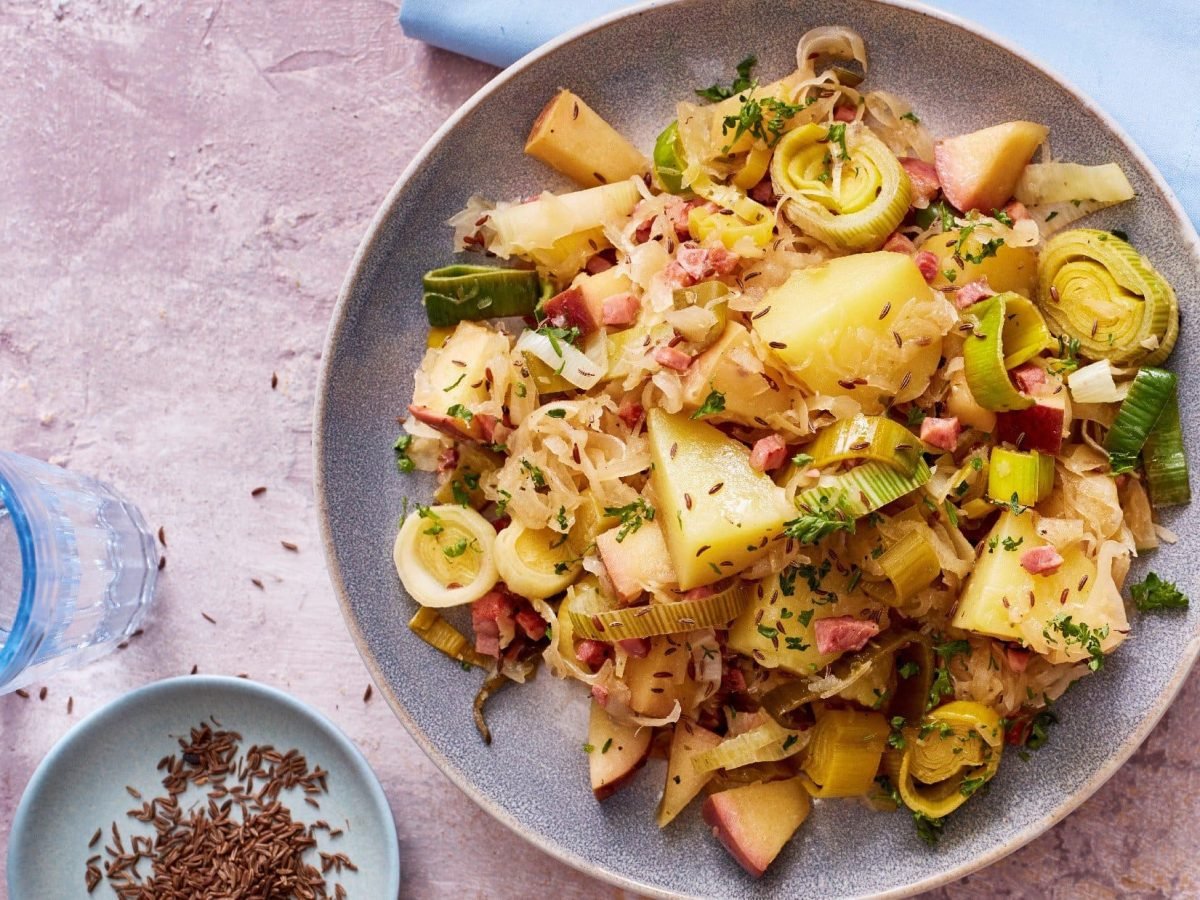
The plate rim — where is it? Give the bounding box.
[7,674,401,899]
[313,1,1200,896]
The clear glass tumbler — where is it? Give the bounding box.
[0,451,158,694]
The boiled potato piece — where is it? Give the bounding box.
[682,323,799,426]
[647,410,793,590]
[596,518,677,602]
[751,252,946,413]
[526,90,648,187]
[934,121,1048,213]
[919,228,1039,296]
[625,635,694,718]
[952,510,1128,663]
[657,720,723,827]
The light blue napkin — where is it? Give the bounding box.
[399,0,1199,229]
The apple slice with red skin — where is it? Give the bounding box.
[589,699,652,801]
[934,121,1048,213]
[657,719,723,827]
[995,400,1065,454]
[541,286,599,336]
[702,776,812,878]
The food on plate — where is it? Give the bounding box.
[387,25,1190,877]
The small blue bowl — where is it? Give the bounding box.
[8,676,400,899]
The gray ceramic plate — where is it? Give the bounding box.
[315,1,1200,896]
[8,676,400,899]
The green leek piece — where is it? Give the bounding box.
[1037,229,1179,366]
[1142,387,1191,507]
[807,414,925,478]
[987,447,1053,508]
[568,581,747,640]
[409,607,488,668]
[422,264,540,327]
[771,122,911,251]
[962,293,1036,412]
[801,708,889,797]
[878,530,942,603]
[653,121,687,194]
[672,280,729,350]
[795,459,933,523]
[1106,367,1178,475]
[692,717,807,773]
[1001,294,1054,369]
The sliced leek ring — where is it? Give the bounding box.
[692,716,808,773]
[689,176,775,249]
[885,700,1003,819]
[1001,294,1054,369]
[568,581,748,640]
[795,458,933,521]
[1037,228,1179,366]
[771,122,910,251]
[494,520,581,600]
[394,504,498,608]
[962,293,1036,412]
[878,529,941,603]
[807,414,925,477]
[409,607,488,668]
[801,708,889,797]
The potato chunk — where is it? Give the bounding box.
[918,228,1039,297]
[647,410,792,590]
[525,90,648,188]
[682,323,799,426]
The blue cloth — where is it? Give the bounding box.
[399,0,1199,229]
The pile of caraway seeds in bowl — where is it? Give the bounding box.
[84,720,357,898]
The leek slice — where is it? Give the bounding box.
[731,143,772,190]
[692,717,808,773]
[689,176,775,249]
[987,447,1054,508]
[801,708,889,797]
[394,504,499,608]
[487,180,642,258]
[771,122,910,251]
[514,328,605,391]
[1037,229,1179,366]
[1143,387,1191,507]
[962,294,1035,412]
[568,582,747,641]
[887,700,1003,819]
[653,121,687,194]
[1014,162,1135,206]
[493,521,580,600]
[878,530,941,603]
[1067,360,1127,404]
[408,607,488,669]
[807,414,925,477]
[421,265,540,327]
[794,459,933,522]
[1105,367,1177,475]
[1001,294,1055,369]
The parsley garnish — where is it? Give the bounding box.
[494,489,512,517]
[757,624,778,640]
[1025,708,1057,750]
[722,91,806,149]
[826,122,850,161]
[520,458,547,489]
[691,388,726,420]
[888,716,907,749]
[555,505,570,533]
[601,737,613,754]
[1044,614,1109,671]
[443,537,469,558]
[582,742,595,753]
[1001,535,1024,552]
[1130,572,1188,611]
[783,507,855,544]
[898,660,919,679]
[536,325,581,356]
[913,812,944,846]
[798,609,814,627]
[992,208,1014,226]
[906,406,927,427]
[546,408,567,419]
[900,111,920,124]
[417,506,444,536]
[604,498,656,543]
[784,636,810,651]
[695,54,757,102]
[514,382,527,398]
[446,403,473,423]
[393,434,415,474]
[790,452,815,469]
[959,776,987,798]
[450,479,472,507]
[935,639,971,662]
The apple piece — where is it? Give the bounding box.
[701,777,811,878]
[541,286,599,336]
[934,121,1049,213]
[525,89,648,188]
[751,252,943,413]
[596,517,676,602]
[657,720,724,827]
[994,400,1066,454]
[682,323,798,426]
[623,635,693,718]
[588,699,653,800]
[647,409,793,591]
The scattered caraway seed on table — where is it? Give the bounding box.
[89,721,354,898]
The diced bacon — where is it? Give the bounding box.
[920,416,961,452]
[663,261,696,289]
[749,434,789,472]
[814,616,880,655]
[995,402,1064,453]
[618,638,651,658]
[722,666,748,694]
[436,446,459,474]
[915,250,940,283]
[586,252,616,274]
[1006,646,1032,673]
[900,157,941,208]
[1020,546,1064,576]
[472,590,518,658]
[577,639,611,670]
[490,516,511,533]
[542,286,598,336]
[408,404,478,441]
[668,197,717,239]
[953,277,996,309]
[882,231,916,255]
[591,682,610,707]
[1003,200,1032,223]
[1011,363,1047,395]
[833,105,857,123]
[653,345,693,372]
[749,177,777,205]
[601,291,641,328]
[617,400,644,430]
[675,241,740,280]
[475,413,501,444]
[515,608,547,642]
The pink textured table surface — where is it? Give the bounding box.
[0,3,1196,897]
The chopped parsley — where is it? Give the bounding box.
[782,733,799,752]
[900,110,920,124]
[695,54,758,102]
[1025,708,1057,750]
[536,324,581,356]
[601,737,613,754]
[546,408,567,419]
[906,406,927,427]
[826,122,850,161]
[450,479,472,507]
[757,624,778,640]
[514,382,527,398]
[446,403,473,423]
[992,207,1014,226]
[783,507,855,544]
[494,489,512,517]
[443,537,469,558]
[1111,228,1130,242]
[928,639,971,708]
[393,433,415,474]
[1043,614,1109,671]
[942,268,958,284]
[959,776,987,798]
[582,742,595,753]
[1130,572,1189,612]
[555,505,570,533]
[784,636,810,651]
[691,388,726,420]
[417,505,444,536]
[887,716,907,750]
[797,609,814,628]
[1001,535,1024,552]
[722,91,807,149]
[913,812,944,846]
[520,458,547,489]
[898,660,919,679]
[604,498,656,543]
[791,452,815,469]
